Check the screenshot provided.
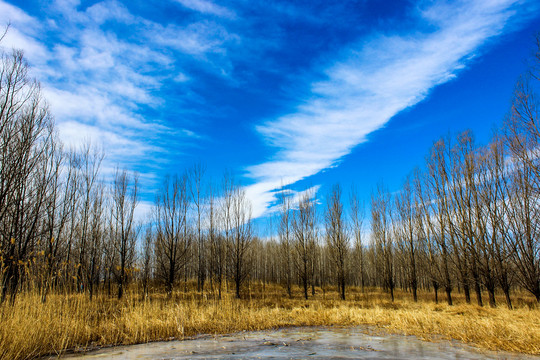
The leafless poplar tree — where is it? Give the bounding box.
[277,186,293,297]
[141,225,153,300]
[0,48,56,303]
[504,146,540,302]
[207,182,225,298]
[154,174,191,296]
[325,184,349,300]
[476,136,514,308]
[449,132,484,306]
[292,189,317,300]
[503,40,540,303]
[349,187,366,292]
[39,145,78,302]
[110,169,139,299]
[228,186,253,299]
[371,183,395,301]
[395,176,419,302]
[189,163,206,293]
[425,139,455,305]
[72,144,104,297]
[84,181,104,300]
[220,172,235,295]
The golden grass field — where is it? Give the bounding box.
[0,283,539,359]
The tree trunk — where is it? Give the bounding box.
[445,285,452,306]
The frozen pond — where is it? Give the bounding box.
[58,327,537,359]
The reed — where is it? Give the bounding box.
[0,284,538,359]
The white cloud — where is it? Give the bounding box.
[0,0,234,191]
[148,20,239,59]
[0,1,36,27]
[174,72,190,82]
[85,0,136,25]
[133,200,155,225]
[245,178,322,219]
[0,2,48,66]
[0,27,48,64]
[245,0,532,218]
[174,0,235,18]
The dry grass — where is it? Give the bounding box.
[0,284,539,359]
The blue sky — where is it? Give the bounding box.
[1,0,539,223]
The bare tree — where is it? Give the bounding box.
[39,145,78,302]
[71,144,104,297]
[503,147,540,302]
[189,163,206,293]
[85,181,104,300]
[0,48,56,303]
[371,183,395,301]
[207,182,225,299]
[395,176,419,302]
[220,172,235,296]
[141,225,153,300]
[277,185,293,297]
[154,174,191,296]
[478,135,513,308]
[228,186,253,299]
[426,139,454,305]
[110,169,139,299]
[349,187,366,292]
[325,184,349,300]
[292,189,317,300]
[414,169,441,303]
[449,132,486,306]
[503,40,540,303]
[505,77,540,192]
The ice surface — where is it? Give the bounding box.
[58,326,538,359]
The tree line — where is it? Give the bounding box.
[1,34,539,307]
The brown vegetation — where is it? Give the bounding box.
[1,284,538,360]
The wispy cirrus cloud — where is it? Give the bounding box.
[174,0,236,19]
[245,0,537,218]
